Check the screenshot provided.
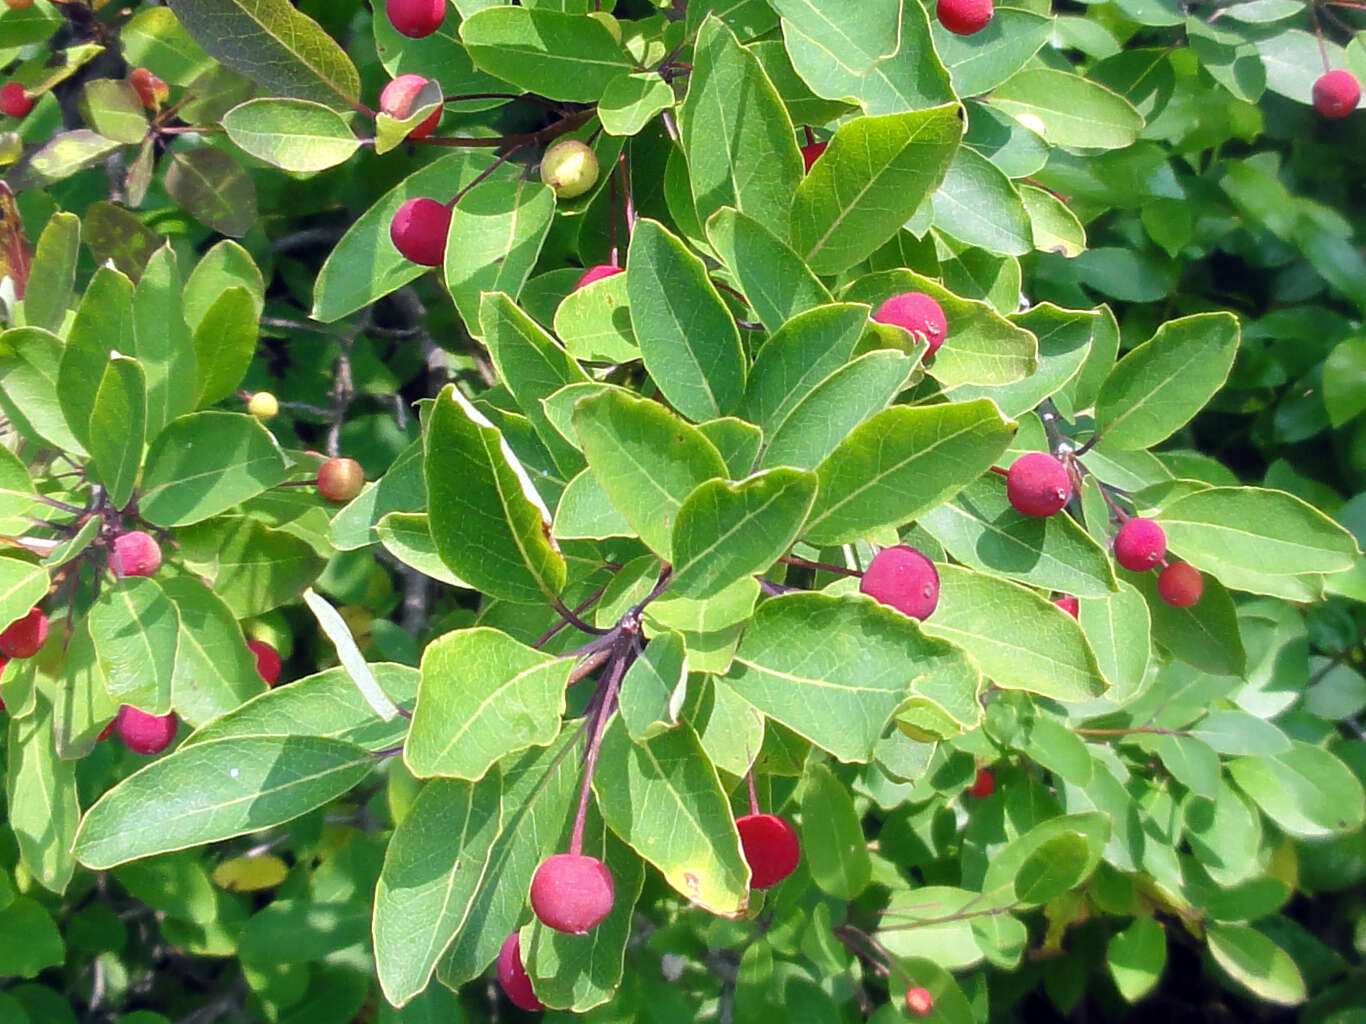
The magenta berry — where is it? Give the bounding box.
[576,263,623,290]
[872,292,949,356]
[116,705,177,755]
[496,932,544,1012]
[736,813,801,889]
[0,82,33,118]
[379,74,441,139]
[1157,562,1203,608]
[905,986,935,1017]
[1054,595,1079,619]
[0,607,48,659]
[386,0,446,38]
[1313,70,1360,119]
[530,853,615,934]
[1113,517,1166,572]
[860,545,940,621]
[800,140,827,174]
[969,768,994,799]
[109,530,163,578]
[247,639,282,686]
[389,197,451,267]
[1006,452,1072,517]
[937,0,993,34]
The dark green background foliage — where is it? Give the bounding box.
[0,0,1364,1022]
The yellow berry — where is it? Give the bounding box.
[247,391,279,419]
[540,140,599,199]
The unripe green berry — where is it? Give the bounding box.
[540,140,599,199]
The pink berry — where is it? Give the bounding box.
[905,986,935,1017]
[736,813,801,889]
[937,0,993,34]
[389,197,451,267]
[969,768,994,798]
[0,82,33,118]
[1006,452,1072,517]
[116,705,177,755]
[0,607,48,659]
[800,140,827,174]
[1054,596,1079,619]
[1313,70,1360,119]
[317,456,365,502]
[530,853,615,934]
[109,530,163,578]
[575,263,623,290]
[1113,517,1166,572]
[1157,562,1203,608]
[247,639,282,686]
[386,0,446,38]
[872,292,949,356]
[859,545,940,621]
[379,74,441,139]
[496,932,544,1012]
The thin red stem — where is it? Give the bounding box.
[746,771,760,817]
[569,647,628,856]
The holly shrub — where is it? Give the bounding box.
[0,1,1365,1023]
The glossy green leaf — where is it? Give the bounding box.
[164,147,257,238]
[1021,184,1088,257]
[949,303,1096,415]
[222,97,359,171]
[801,761,870,899]
[460,6,631,101]
[58,266,134,453]
[133,246,197,439]
[1206,923,1306,1006]
[933,7,1052,96]
[1108,917,1167,1002]
[985,69,1144,150]
[445,180,555,332]
[139,411,287,526]
[0,556,57,638]
[89,578,179,714]
[705,207,833,332]
[618,631,688,742]
[552,271,637,363]
[738,303,868,434]
[5,693,78,894]
[1077,583,1152,705]
[1227,741,1366,839]
[177,516,327,618]
[79,79,148,144]
[22,211,79,333]
[599,71,674,137]
[931,146,1032,257]
[86,354,145,510]
[161,577,267,728]
[1127,566,1246,677]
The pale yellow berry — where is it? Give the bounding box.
[247,391,279,420]
[540,140,599,199]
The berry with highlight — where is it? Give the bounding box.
[736,813,801,889]
[116,705,177,755]
[389,197,451,267]
[1157,561,1203,608]
[1114,517,1166,572]
[937,0,993,34]
[1313,70,1360,119]
[0,607,48,659]
[872,293,949,357]
[497,932,544,1011]
[530,853,615,934]
[386,0,446,38]
[109,531,163,578]
[379,74,442,139]
[1006,452,1072,517]
[860,545,940,621]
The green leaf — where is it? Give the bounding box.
[594,717,750,916]
[919,474,1118,597]
[79,79,148,145]
[52,620,118,760]
[572,389,727,558]
[1158,486,1359,580]
[877,886,996,969]
[980,812,1109,907]
[160,578,267,728]
[554,470,634,541]
[1227,741,1366,839]
[0,898,65,979]
[133,246,197,440]
[0,556,55,638]
[790,107,962,276]
[705,207,833,332]
[985,68,1144,150]
[58,266,134,453]
[599,71,674,137]
[801,761,871,900]
[22,210,79,334]
[164,147,258,238]
[1021,184,1088,258]
[82,201,161,281]
[552,271,637,363]
[445,180,555,332]
[74,735,374,868]
[1138,733,1220,800]
[139,411,287,526]
[1183,781,1264,887]
[87,354,146,510]
[167,0,361,109]
[931,146,1032,257]
[948,303,1096,416]
[1188,710,1290,757]
[933,7,1052,96]
[1108,917,1167,1002]
[738,303,868,433]
[728,592,982,762]
[177,516,327,618]
[0,444,34,533]
[1013,832,1093,904]
[407,627,570,781]
[669,468,818,599]
[626,219,746,422]
[89,578,179,714]
[1096,313,1240,450]
[803,399,1016,546]
[681,15,802,238]
[618,631,688,742]
[425,384,567,603]
[5,693,78,894]
[922,565,1108,702]
[1128,565,1245,676]
[0,0,62,47]
[1206,923,1307,1006]
[460,7,633,102]
[1076,583,1152,705]
[222,98,359,171]
[1021,717,1093,787]
[183,239,264,331]
[121,6,214,85]
[313,151,496,322]
[697,418,763,479]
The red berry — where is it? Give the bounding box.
[1157,561,1203,608]
[937,0,993,34]
[800,140,827,174]
[0,82,33,118]
[1313,69,1360,119]
[129,67,168,109]
[575,263,623,290]
[116,705,177,755]
[108,530,163,578]
[1054,596,1079,619]
[860,545,940,621]
[1006,452,1072,517]
[872,293,949,356]
[389,197,451,267]
[496,932,544,1012]
[317,457,365,502]
[0,607,48,659]
[530,853,615,934]
[247,639,282,686]
[905,986,935,1017]
[379,74,441,139]
[969,768,994,798]
[386,0,446,38]
[1113,517,1166,572]
[736,813,801,889]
